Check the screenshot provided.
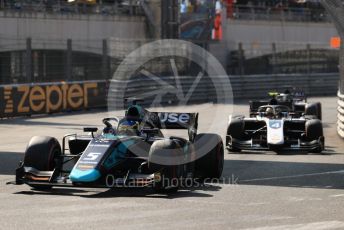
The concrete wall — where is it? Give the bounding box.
[0,11,147,55]
[225,19,338,58]
[208,19,339,70]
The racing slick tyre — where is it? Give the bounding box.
[148,139,183,193]
[194,134,224,180]
[23,136,62,190]
[226,117,244,152]
[305,119,325,153]
[305,102,322,120]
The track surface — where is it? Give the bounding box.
[1,97,344,230]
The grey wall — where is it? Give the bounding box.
[0,11,147,55]
[209,19,339,66]
[226,20,338,55]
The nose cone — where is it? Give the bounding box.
[69,168,101,183]
[267,120,284,145]
[268,135,285,145]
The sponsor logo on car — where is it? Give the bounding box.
[269,120,282,129]
[159,113,190,123]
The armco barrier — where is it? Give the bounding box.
[230,73,338,99]
[108,73,339,108]
[0,80,107,118]
[338,91,344,138]
[1,73,338,118]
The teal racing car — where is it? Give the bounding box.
[11,101,224,193]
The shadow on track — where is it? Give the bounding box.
[222,159,344,190]
[8,156,344,198]
[226,145,340,155]
[14,185,220,199]
[0,108,106,127]
[0,152,23,175]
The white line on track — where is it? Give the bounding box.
[330,194,344,198]
[242,221,344,230]
[241,170,344,182]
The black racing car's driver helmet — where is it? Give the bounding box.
[269,96,278,105]
[126,106,140,121]
[266,107,274,117]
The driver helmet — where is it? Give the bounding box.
[118,120,139,135]
[266,107,274,117]
[269,95,278,105]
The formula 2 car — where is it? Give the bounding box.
[249,89,322,120]
[226,105,325,153]
[10,100,224,193]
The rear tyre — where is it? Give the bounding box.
[305,119,324,153]
[148,140,182,193]
[315,102,322,120]
[305,102,322,120]
[24,136,62,190]
[226,117,244,152]
[194,134,224,180]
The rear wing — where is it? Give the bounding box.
[147,112,198,129]
[146,112,198,141]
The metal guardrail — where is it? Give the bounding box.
[338,91,344,138]
[107,73,339,109]
[230,73,338,99]
[0,1,144,16]
[1,73,338,118]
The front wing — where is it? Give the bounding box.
[227,137,324,152]
[10,165,157,189]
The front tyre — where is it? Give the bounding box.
[24,136,62,190]
[194,134,224,180]
[305,119,324,153]
[226,118,244,153]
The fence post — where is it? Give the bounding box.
[26,38,32,83]
[306,43,311,76]
[251,5,255,21]
[102,39,109,79]
[238,42,244,75]
[129,0,133,15]
[305,44,312,95]
[271,43,277,74]
[57,0,61,12]
[66,39,72,81]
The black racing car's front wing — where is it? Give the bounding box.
[9,164,158,189]
[227,137,324,152]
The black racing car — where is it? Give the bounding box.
[227,104,325,154]
[249,90,322,120]
[10,101,224,193]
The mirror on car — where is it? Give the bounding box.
[83,127,98,133]
[141,128,159,135]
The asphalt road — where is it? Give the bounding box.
[1,97,344,230]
